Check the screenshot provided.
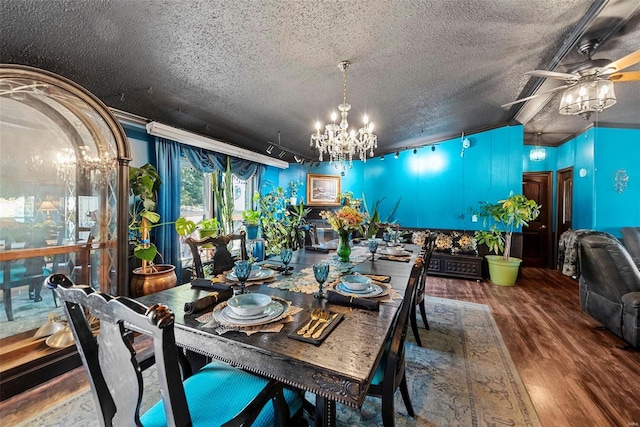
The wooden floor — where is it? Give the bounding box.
[2,267,639,426]
[426,267,640,427]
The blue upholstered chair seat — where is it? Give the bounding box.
[141,360,303,427]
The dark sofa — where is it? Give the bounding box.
[578,233,640,348]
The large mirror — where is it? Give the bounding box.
[0,65,130,398]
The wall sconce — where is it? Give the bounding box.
[615,169,629,193]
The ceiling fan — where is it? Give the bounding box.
[503,41,640,119]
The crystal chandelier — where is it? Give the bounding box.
[310,61,377,168]
[559,79,616,120]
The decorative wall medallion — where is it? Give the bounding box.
[614,169,628,193]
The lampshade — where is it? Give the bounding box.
[559,79,616,117]
[38,200,57,212]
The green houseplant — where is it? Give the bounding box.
[214,157,235,235]
[474,192,541,286]
[242,209,260,239]
[129,163,177,296]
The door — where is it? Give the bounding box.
[556,167,573,267]
[523,172,552,268]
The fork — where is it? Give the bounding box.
[304,311,330,338]
[297,308,322,335]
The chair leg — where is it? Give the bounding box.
[410,305,423,347]
[419,300,429,330]
[399,374,415,418]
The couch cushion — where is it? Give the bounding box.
[434,232,453,252]
[452,232,478,255]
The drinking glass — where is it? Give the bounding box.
[281,248,293,275]
[234,260,252,294]
[368,239,379,262]
[312,261,330,299]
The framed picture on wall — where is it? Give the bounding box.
[306,174,341,206]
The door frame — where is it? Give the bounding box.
[555,166,574,268]
[523,171,553,268]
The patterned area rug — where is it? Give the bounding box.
[16,297,540,427]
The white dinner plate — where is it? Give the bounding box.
[213,298,288,326]
[226,267,275,282]
[334,282,384,298]
[380,248,411,257]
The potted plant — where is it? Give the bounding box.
[242,209,261,239]
[214,158,235,235]
[474,192,541,286]
[174,217,221,239]
[129,163,177,297]
[287,180,302,206]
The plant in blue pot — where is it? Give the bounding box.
[242,209,261,240]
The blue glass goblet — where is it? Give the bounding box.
[312,261,330,299]
[368,239,379,262]
[281,248,293,275]
[234,260,252,294]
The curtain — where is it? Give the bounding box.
[182,146,266,191]
[153,137,182,280]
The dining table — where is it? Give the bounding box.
[136,241,419,427]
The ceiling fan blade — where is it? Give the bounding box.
[525,70,579,81]
[501,85,570,108]
[600,49,640,75]
[609,70,640,82]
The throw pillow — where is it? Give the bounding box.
[411,230,429,246]
[452,232,478,255]
[434,232,453,252]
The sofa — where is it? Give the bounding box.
[411,229,487,281]
[578,233,640,348]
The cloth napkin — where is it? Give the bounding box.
[305,246,329,253]
[378,255,411,262]
[184,289,233,314]
[326,290,380,311]
[190,278,232,291]
[261,263,287,272]
[361,274,391,283]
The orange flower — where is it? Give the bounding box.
[320,206,366,233]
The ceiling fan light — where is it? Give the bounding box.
[559,80,616,116]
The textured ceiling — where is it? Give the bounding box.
[1,0,639,161]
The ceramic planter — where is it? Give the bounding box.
[131,264,177,297]
[486,255,522,286]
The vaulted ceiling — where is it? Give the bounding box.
[2,0,639,162]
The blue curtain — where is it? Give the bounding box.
[153,137,182,280]
[182,146,265,189]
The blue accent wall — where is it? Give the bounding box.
[593,127,640,236]
[123,125,153,167]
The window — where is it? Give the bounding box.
[178,155,256,268]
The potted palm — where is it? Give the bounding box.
[474,192,541,286]
[129,163,177,297]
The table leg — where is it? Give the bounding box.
[314,395,336,427]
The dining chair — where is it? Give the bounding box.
[366,261,421,427]
[296,224,319,248]
[186,231,248,278]
[410,232,437,346]
[46,273,303,427]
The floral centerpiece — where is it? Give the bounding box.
[320,205,366,262]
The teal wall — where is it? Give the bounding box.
[593,127,640,236]
[126,122,639,238]
[278,125,524,230]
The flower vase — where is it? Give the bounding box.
[337,231,351,262]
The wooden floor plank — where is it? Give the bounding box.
[425,267,640,427]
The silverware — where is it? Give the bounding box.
[304,310,330,338]
[297,308,322,335]
[312,313,338,339]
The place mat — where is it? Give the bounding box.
[195,298,303,336]
[288,311,344,345]
[378,255,411,262]
[184,289,233,314]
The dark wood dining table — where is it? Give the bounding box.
[136,243,419,427]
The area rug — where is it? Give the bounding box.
[16,297,541,427]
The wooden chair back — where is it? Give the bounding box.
[46,273,191,427]
[296,224,319,248]
[186,232,247,278]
